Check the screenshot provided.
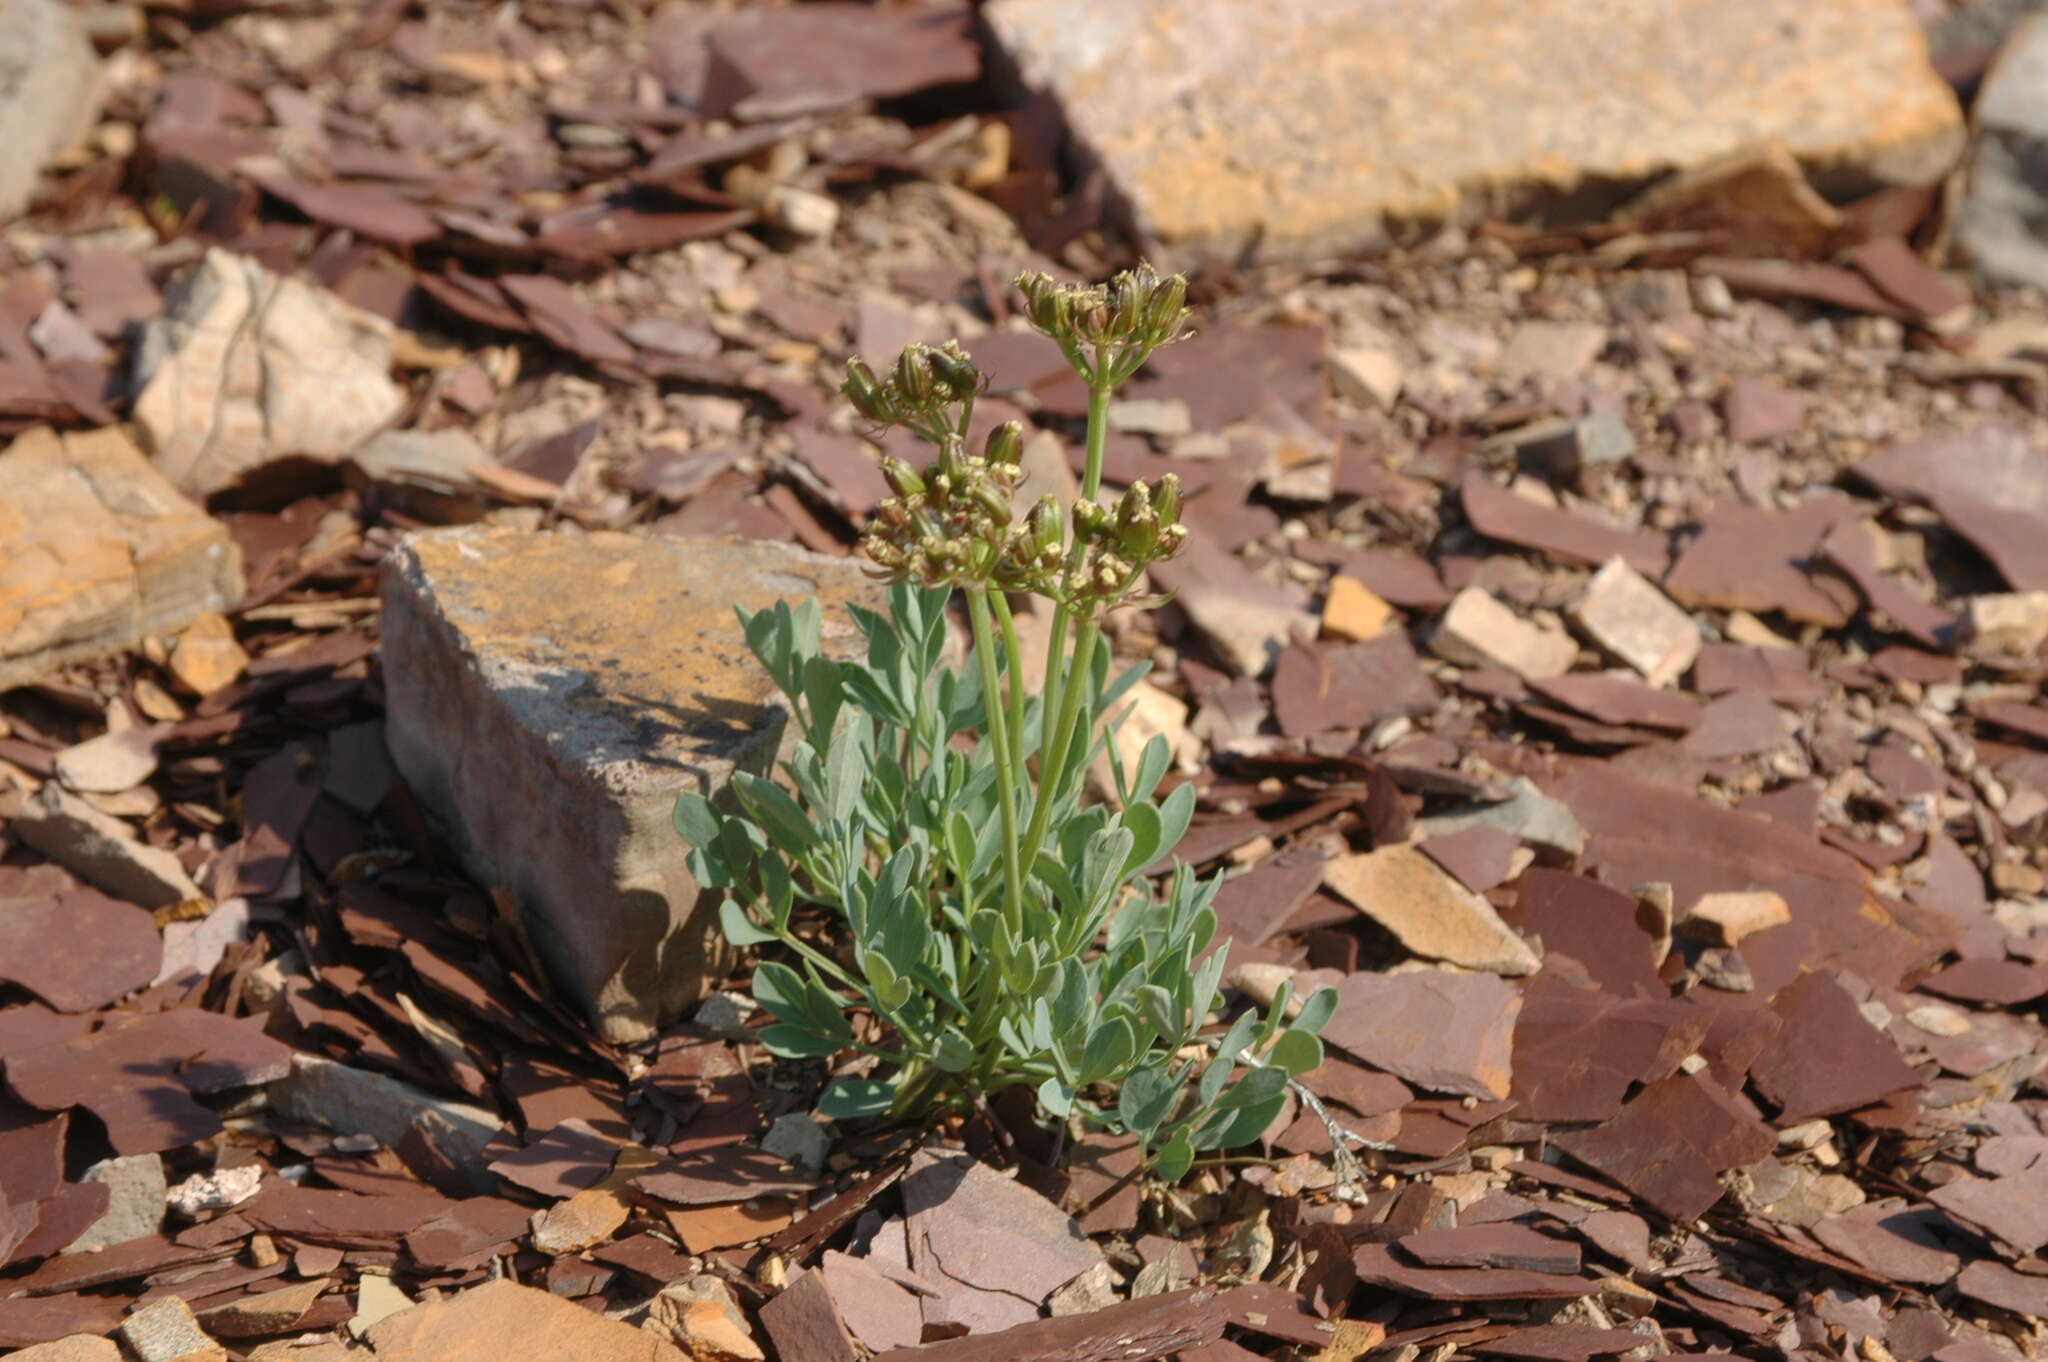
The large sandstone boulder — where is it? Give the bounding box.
[0,0,100,222]
[985,0,1964,267]
[0,427,243,691]
[379,527,884,1043]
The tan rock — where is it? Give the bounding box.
[1323,844,1540,976]
[348,1272,414,1338]
[1620,140,1843,255]
[1329,343,1402,410]
[54,724,162,794]
[1321,575,1394,642]
[1679,890,1791,947]
[647,1278,763,1362]
[1430,587,1578,680]
[0,0,102,221]
[132,248,404,497]
[118,1297,226,1362]
[168,613,249,696]
[984,0,1962,266]
[0,427,243,690]
[7,1337,120,1362]
[368,1279,688,1362]
[1960,591,2048,664]
[380,528,886,1043]
[530,1186,630,1255]
[1569,557,1701,687]
[11,780,203,908]
[198,1278,329,1339]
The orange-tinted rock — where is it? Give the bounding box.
[366,1279,687,1362]
[379,528,885,1042]
[0,427,242,690]
[985,0,1961,266]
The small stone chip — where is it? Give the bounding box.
[119,1297,227,1362]
[1431,588,1578,680]
[1679,891,1792,947]
[1569,557,1701,687]
[1322,575,1395,641]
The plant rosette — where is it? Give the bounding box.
[674,266,1336,1180]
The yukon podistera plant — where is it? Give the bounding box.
[675,266,1335,1179]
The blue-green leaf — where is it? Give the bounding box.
[818,1078,895,1119]
[1117,1065,1181,1140]
[1270,1028,1323,1077]
[933,1030,976,1073]
[732,772,814,857]
[1153,1130,1194,1182]
[718,898,776,947]
[1078,1018,1136,1085]
[751,961,807,1024]
[672,791,721,848]
[1293,985,1339,1038]
[759,1023,840,1058]
[1038,1077,1074,1118]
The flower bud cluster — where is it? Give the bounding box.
[861,421,1030,590]
[1055,475,1188,615]
[1015,264,1191,383]
[844,341,983,441]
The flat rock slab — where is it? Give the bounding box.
[0,427,244,691]
[0,0,100,221]
[380,527,884,1042]
[985,0,1961,266]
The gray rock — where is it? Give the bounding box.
[1416,777,1588,859]
[132,249,404,497]
[378,527,887,1043]
[1956,13,2048,289]
[349,428,492,486]
[63,1153,166,1252]
[11,781,203,908]
[761,1112,830,1176]
[0,0,100,221]
[984,0,1962,267]
[117,1296,223,1362]
[264,1054,501,1181]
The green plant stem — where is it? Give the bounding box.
[1035,383,1113,754]
[1017,620,1098,876]
[989,591,1029,766]
[966,588,1024,928]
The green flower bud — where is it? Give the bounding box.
[1151,472,1183,526]
[1071,498,1111,541]
[1144,273,1189,341]
[894,346,936,406]
[983,420,1023,468]
[880,456,925,500]
[971,483,1011,526]
[843,358,889,422]
[935,437,967,487]
[1156,523,1188,559]
[930,346,981,400]
[1027,495,1063,556]
[1117,482,1151,533]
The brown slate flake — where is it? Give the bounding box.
[10,1180,109,1265]
[1298,543,1452,609]
[13,1233,229,1296]
[242,166,442,247]
[0,1292,128,1349]
[498,275,636,367]
[1691,643,1828,706]
[1664,498,1862,626]
[1320,969,1521,1100]
[1679,692,1795,759]
[1696,257,1915,319]
[1552,1071,1774,1222]
[239,1182,454,1249]
[817,1250,924,1353]
[1851,426,2048,592]
[1843,237,1970,321]
[487,1118,620,1200]
[1400,1223,1581,1275]
[904,1153,1105,1334]
[1419,825,1524,894]
[1748,971,1922,1123]
[1573,1210,1653,1272]
[701,2,979,121]
[759,1265,861,1362]
[1351,1242,1594,1301]
[1502,870,1662,998]
[0,1105,66,1206]
[1918,957,2048,1006]
[1459,475,1669,576]
[1721,376,1811,444]
[1808,1203,1963,1286]
[0,889,160,1012]
[1468,1325,1649,1360]
[868,1284,1228,1362]
[1210,854,1326,954]
[5,1011,292,1155]
[1955,1259,2048,1318]
[1927,1168,2048,1253]
[1819,517,1957,648]
[1511,976,1708,1123]
[1529,674,1698,733]
[402,1198,534,1270]
[633,1146,816,1206]
[1270,633,1442,738]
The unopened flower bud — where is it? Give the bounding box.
[1151,472,1183,526]
[1157,523,1188,559]
[894,347,936,405]
[1117,482,1151,532]
[843,359,888,421]
[879,456,925,499]
[1071,498,1111,541]
[935,437,967,487]
[983,420,1023,468]
[971,483,1011,525]
[930,346,981,400]
[1144,273,1189,339]
[1026,494,1063,555]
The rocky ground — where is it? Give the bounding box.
[4,0,2048,1360]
